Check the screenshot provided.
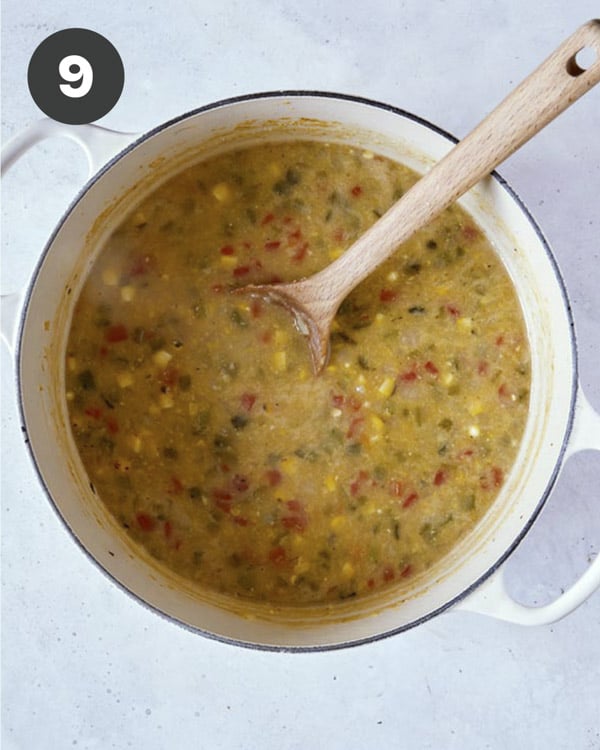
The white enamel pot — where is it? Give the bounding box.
[2,92,599,650]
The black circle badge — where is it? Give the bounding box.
[28,28,124,125]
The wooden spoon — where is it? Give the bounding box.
[240,20,600,373]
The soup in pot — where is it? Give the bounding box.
[65,141,530,606]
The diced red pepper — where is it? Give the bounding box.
[462,224,480,241]
[403,492,419,508]
[220,245,235,255]
[232,474,249,493]
[129,254,155,277]
[261,212,275,225]
[84,406,103,420]
[232,516,250,527]
[350,470,369,496]
[495,334,505,346]
[434,469,448,486]
[105,416,119,435]
[379,288,397,303]
[169,476,184,495]
[136,512,155,532]
[265,469,282,487]
[288,228,303,241]
[389,480,404,497]
[292,243,308,262]
[212,489,233,513]
[268,546,287,565]
[240,392,257,411]
[264,240,281,251]
[477,360,489,376]
[424,361,439,376]
[382,565,395,582]
[281,499,308,532]
[351,185,363,197]
[399,369,418,383]
[400,563,413,579]
[480,466,504,490]
[164,520,173,539]
[346,416,365,439]
[446,304,461,318]
[105,324,128,343]
[159,366,179,387]
[251,300,263,318]
[233,265,251,277]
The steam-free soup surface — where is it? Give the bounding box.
[66,141,530,606]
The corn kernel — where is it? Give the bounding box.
[281,456,298,476]
[325,475,337,492]
[468,424,480,438]
[67,356,77,372]
[329,246,344,261]
[341,561,355,579]
[378,376,396,398]
[330,515,346,530]
[129,435,142,453]
[220,254,237,268]
[375,313,385,325]
[188,402,199,416]
[442,372,455,387]
[120,285,136,302]
[102,268,119,286]
[212,182,231,202]
[468,400,484,416]
[274,329,288,346]
[273,350,287,372]
[362,150,375,160]
[386,270,399,282]
[117,372,134,388]
[66,391,74,401]
[268,162,283,178]
[159,393,174,409]
[370,414,385,433]
[153,349,172,367]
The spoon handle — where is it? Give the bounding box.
[310,19,600,306]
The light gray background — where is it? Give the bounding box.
[2,2,599,748]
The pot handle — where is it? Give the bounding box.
[457,385,600,625]
[1,117,138,178]
[1,119,139,354]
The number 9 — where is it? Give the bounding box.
[58,54,93,98]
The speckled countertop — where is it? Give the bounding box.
[2,2,599,748]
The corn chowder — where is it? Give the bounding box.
[65,141,530,605]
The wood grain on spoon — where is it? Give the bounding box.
[239,20,600,373]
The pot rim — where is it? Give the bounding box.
[14,90,579,651]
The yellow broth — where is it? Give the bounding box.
[65,141,530,605]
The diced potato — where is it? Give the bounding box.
[129,435,142,453]
[212,182,232,202]
[153,349,172,367]
[159,393,174,409]
[468,424,480,438]
[120,285,136,302]
[457,316,474,332]
[102,268,119,286]
[117,372,134,388]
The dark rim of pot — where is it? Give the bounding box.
[14,90,579,652]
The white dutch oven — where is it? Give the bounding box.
[2,92,600,650]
